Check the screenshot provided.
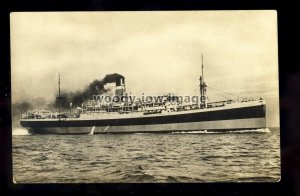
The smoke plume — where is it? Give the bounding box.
[56,73,125,108]
[103,73,125,86]
[12,98,50,129]
[12,73,125,127]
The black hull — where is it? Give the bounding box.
[21,105,266,134]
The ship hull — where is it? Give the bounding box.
[21,104,266,134]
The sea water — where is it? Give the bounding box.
[12,128,280,183]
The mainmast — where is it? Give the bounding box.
[199,54,207,109]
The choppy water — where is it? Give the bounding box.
[12,128,280,183]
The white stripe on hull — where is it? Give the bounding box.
[30,117,266,134]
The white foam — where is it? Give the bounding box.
[172,130,209,134]
[228,128,270,133]
[134,133,150,135]
[88,126,96,135]
[172,128,270,134]
[12,128,30,136]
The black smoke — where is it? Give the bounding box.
[12,101,32,129]
[12,73,125,125]
[103,73,125,86]
[56,73,125,108]
[12,98,52,128]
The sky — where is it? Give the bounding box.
[10,11,279,127]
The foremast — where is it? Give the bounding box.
[56,73,63,115]
[199,54,207,109]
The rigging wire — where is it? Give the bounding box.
[191,80,258,102]
[208,86,239,98]
[207,87,232,100]
[243,90,260,99]
[192,86,199,95]
[207,86,251,100]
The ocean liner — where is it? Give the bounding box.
[20,56,266,134]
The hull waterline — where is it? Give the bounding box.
[21,105,266,134]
